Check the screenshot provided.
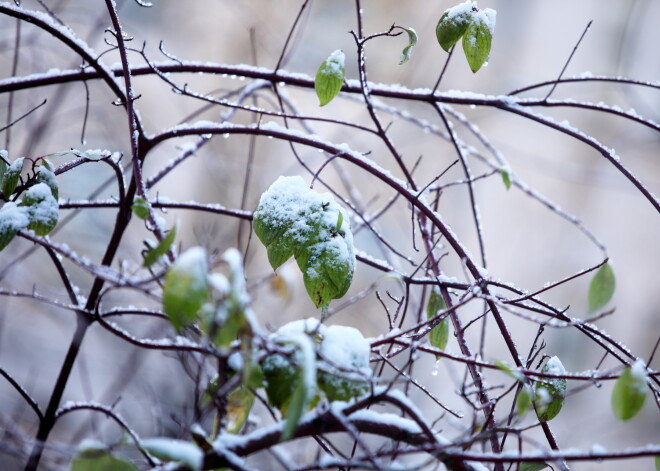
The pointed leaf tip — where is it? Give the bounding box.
[462,10,494,73]
[315,50,345,106]
[611,360,648,421]
[588,262,615,312]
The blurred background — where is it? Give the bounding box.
[0,0,658,469]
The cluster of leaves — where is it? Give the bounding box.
[253,176,356,308]
[0,155,59,250]
[436,1,496,72]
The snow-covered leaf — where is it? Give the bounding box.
[162,247,210,331]
[253,176,355,308]
[398,27,418,64]
[1,157,24,197]
[462,9,494,73]
[131,197,149,220]
[143,225,176,267]
[142,438,203,471]
[20,183,59,236]
[611,360,648,421]
[315,50,345,106]
[0,154,7,190]
[0,203,29,251]
[36,162,58,200]
[535,356,567,422]
[436,2,473,52]
[588,262,615,312]
[318,325,371,402]
[70,441,136,471]
[262,352,300,412]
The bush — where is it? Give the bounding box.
[0,1,658,470]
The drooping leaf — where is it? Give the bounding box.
[611,360,648,421]
[519,462,549,471]
[162,247,210,331]
[1,157,24,197]
[462,10,494,73]
[131,197,150,220]
[20,183,59,236]
[262,353,300,412]
[315,50,345,106]
[281,335,316,440]
[142,438,203,471]
[535,356,567,422]
[398,27,418,64]
[143,225,177,267]
[298,239,354,308]
[500,168,511,190]
[0,203,29,251]
[588,262,615,312]
[436,3,473,52]
[70,442,137,471]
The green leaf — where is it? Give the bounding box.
[1,157,24,197]
[588,262,615,312]
[426,286,446,317]
[70,442,137,471]
[516,384,533,415]
[131,197,150,220]
[143,225,177,267]
[427,287,449,354]
[20,183,59,236]
[611,361,648,421]
[519,462,549,471]
[142,438,203,471]
[0,203,29,251]
[335,211,343,233]
[655,453,659,471]
[36,161,58,200]
[315,50,345,106]
[162,247,210,331]
[535,356,567,422]
[398,27,418,65]
[298,240,354,308]
[262,353,300,411]
[0,152,8,190]
[462,10,494,73]
[500,168,511,190]
[436,4,473,52]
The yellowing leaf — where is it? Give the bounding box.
[315,50,345,106]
